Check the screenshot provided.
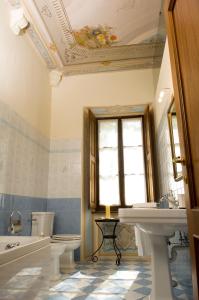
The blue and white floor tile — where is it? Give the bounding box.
[0,260,193,299]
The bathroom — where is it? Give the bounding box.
[0,0,198,299]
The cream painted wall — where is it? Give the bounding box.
[0,1,51,137]
[51,69,155,139]
[154,39,173,128]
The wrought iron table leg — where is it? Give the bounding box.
[112,221,122,265]
[91,237,104,262]
[113,238,122,265]
[90,221,104,262]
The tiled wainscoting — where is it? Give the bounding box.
[0,195,81,259]
[0,101,49,198]
[0,100,81,259]
[47,198,81,260]
[0,194,46,236]
[47,139,82,260]
[48,139,81,199]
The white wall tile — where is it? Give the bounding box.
[0,100,49,198]
[0,100,82,200]
[48,139,81,198]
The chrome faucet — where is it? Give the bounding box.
[159,192,179,209]
[168,195,179,209]
[8,210,22,234]
[5,242,20,250]
[159,194,169,208]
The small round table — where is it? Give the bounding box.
[91,218,121,265]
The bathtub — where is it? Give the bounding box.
[0,236,50,266]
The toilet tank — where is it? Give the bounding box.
[31,212,55,236]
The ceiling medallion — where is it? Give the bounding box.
[71,25,118,49]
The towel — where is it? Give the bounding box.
[132,202,157,208]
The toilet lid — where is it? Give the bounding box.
[52,234,81,241]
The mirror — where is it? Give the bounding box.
[167,98,183,181]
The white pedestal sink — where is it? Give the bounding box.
[119,208,187,300]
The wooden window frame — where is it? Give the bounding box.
[83,105,156,213]
[95,115,147,212]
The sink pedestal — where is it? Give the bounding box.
[119,208,187,300]
[149,234,173,300]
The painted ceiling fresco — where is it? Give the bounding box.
[9,0,166,75]
[65,0,165,46]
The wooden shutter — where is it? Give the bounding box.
[143,105,156,202]
[89,110,97,211]
[83,108,97,212]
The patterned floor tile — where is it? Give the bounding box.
[68,271,97,279]
[134,278,152,286]
[4,275,50,291]
[81,294,125,300]
[35,291,86,300]
[50,278,95,293]
[173,282,193,299]
[88,271,108,277]
[137,273,151,279]
[0,289,26,300]
[129,283,147,291]
[108,270,141,280]
[0,259,193,300]
[125,291,149,300]
[133,286,151,296]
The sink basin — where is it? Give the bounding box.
[119,208,187,300]
[119,208,187,235]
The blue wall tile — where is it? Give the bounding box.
[47,198,81,234]
[12,195,47,212]
[47,198,81,260]
[0,194,47,235]
[47,198,80,211]
[0,194,81,261]
[0,211,5,234]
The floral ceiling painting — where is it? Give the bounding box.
[72,25,118,49]
[9,0,166,74]
[65,0,165,47]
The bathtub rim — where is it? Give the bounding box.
[0,236,50,266]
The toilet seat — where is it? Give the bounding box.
[52,234,81,241]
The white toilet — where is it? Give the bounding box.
[31,212,81,280]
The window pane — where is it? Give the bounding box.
[99,176,120,206]
[122,118,143,146]
[123,147,144,175]
[98,119,120,206]
[125,175,146,205]
[98,120,118,148]
[122,118,147,205]
[174,144,181,158]
[99,148,118,176]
